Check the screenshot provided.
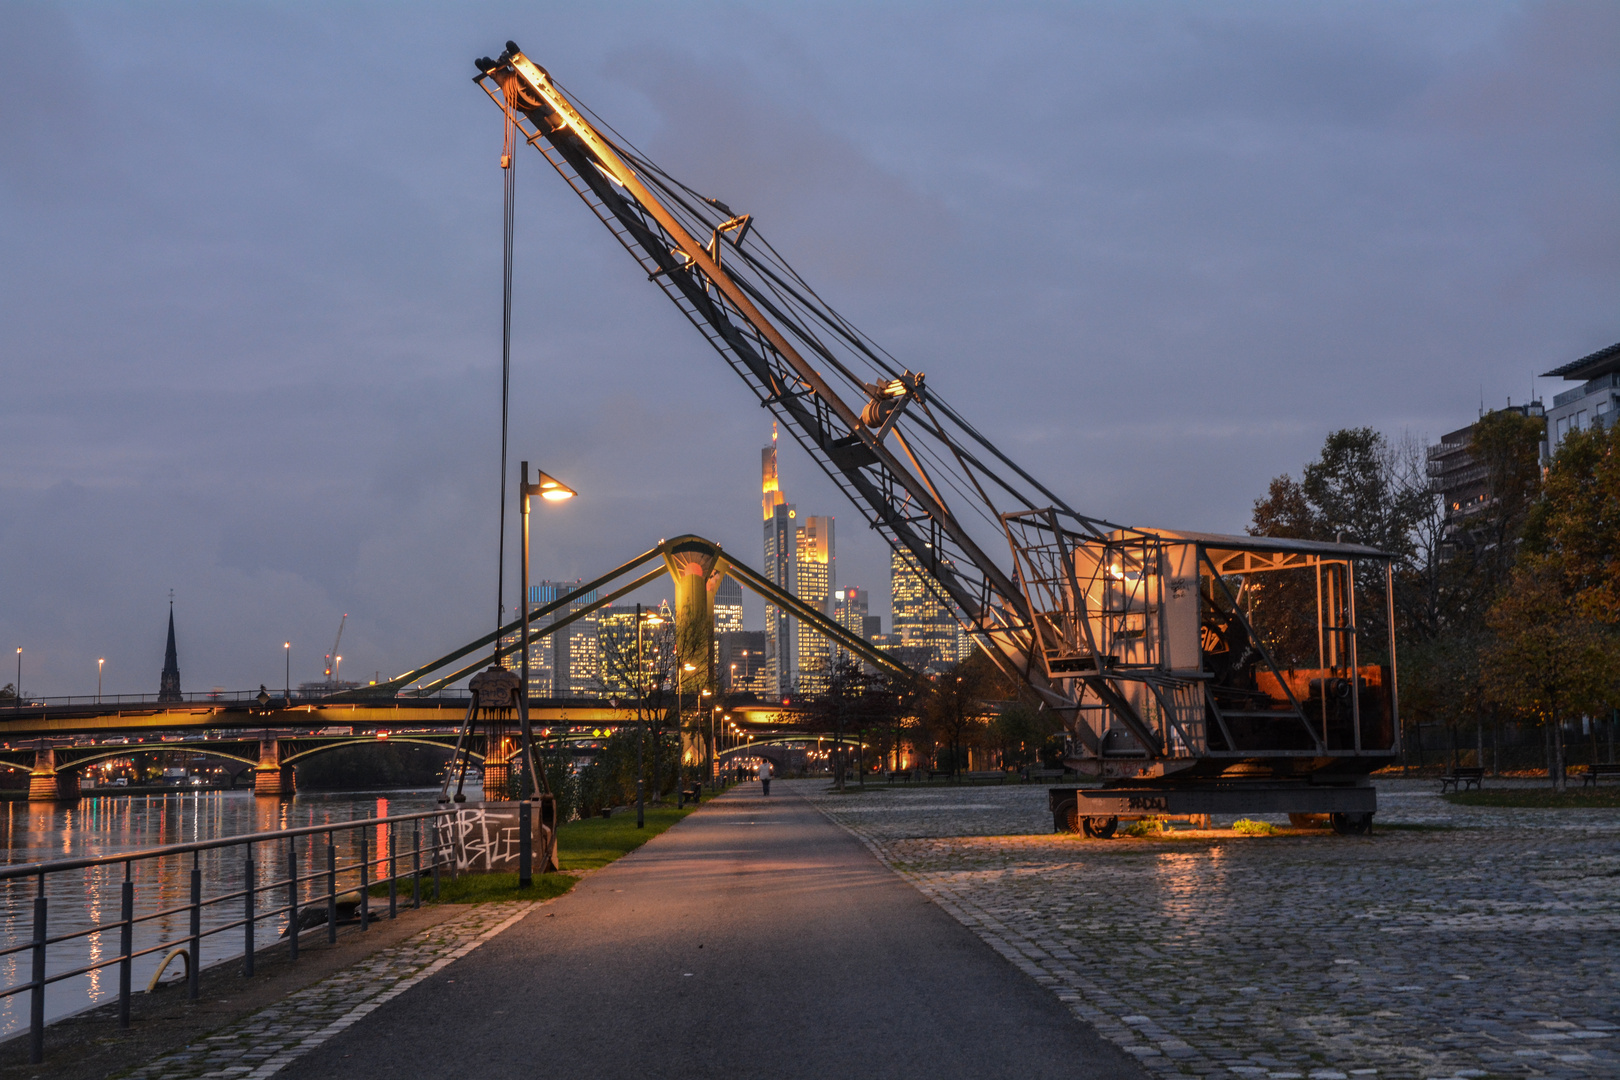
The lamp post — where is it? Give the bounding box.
[520,462,576,799]
[14,648,19,711]
[97,658,104,704]
[634,606,665,829]
[677,662,696,791]
[283,642,291,699]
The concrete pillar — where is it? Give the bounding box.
[664,538,721,769]
[253,739,295,797]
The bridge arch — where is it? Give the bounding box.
[279,736,469,767]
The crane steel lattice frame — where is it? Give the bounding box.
[472,44,1399,788]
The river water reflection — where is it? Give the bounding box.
[0,788,446,1038]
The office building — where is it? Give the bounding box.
[1544,341,1619,454]
[832,586,868,668]
[718,630,769,695]
[594,603,673,698]
[1426,404,1545,555]
[715,575,744,633]
[794,515,835,694]
[762,430,795,698]
[891,547,964,674]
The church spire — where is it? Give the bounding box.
[159,599,182,702]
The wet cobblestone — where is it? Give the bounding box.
[121,902,537,1080]
[802,779,1620,1079]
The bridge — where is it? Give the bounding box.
[1,536,919,801]
[0,696,832,801]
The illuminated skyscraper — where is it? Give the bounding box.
[762,427,795,698]
[714,575,744,633]
[794,515,835,694]
[890,547,962,673]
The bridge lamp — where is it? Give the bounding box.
[97,658,104,703]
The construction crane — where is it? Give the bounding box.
[323,614,347,690]
[474,44,1398,834]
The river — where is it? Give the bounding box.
[0,788,448,1039]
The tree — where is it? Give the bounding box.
[922,651,1010,777]
[1525,422,1620,621]
[989,703,1061,771]
[1250,428,1431,653]
[1483,558,1618,789]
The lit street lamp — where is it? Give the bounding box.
[520,462,576,801]
[634,605,664,829]
[97,658,104,704]
[14,648,20,711]
[283,642,291,699]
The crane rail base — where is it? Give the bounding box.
[1049,784,1376,818]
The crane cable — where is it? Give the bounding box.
[494,88,518,662]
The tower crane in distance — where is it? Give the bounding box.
[474,43,1397,835]
[323,614,347,691]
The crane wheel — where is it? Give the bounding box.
[1081,816,1119,839]
[1329,811,1373,836]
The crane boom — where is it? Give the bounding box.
[473,43,1401,796]
[325,614,347,688]
[472,45,1107,722]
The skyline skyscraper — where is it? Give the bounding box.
[762,427,796,698]
[890,548,965,674]
[714,575,744,633]
[793,514,835,694]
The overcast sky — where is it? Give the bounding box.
[2,2,1615,697]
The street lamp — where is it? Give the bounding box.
[97,658,104,704]
[334,655,343,685]
[520,462,576,801]
[634,605,664,828]
[14,648,20,711]
[284,642,291,699]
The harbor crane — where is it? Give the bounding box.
[473,43,1398,834]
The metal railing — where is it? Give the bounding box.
[0,809,458,1064]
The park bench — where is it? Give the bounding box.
[678,783,703,808]
[927,769,953,780]
[1439,766,1486,793]
[964,770,1009,784]
[887,770,914,783]
[1026,768,1068,781]
[1581,763,1620,787]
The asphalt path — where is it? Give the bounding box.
[293,784,1146,1080]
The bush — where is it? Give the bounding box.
[1232,818,1277,836]
[1123,817,1164,837]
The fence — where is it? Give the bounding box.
[0,808,457,1064]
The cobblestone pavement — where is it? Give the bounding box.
[799,779,1620,1080]
[118,902,538,1080]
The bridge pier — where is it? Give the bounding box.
[664,539,719,771]
[253,739,296,797]
[28,748,80,802]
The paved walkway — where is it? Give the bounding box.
[278,787,1145,1080]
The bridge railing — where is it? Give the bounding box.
[0,808,459,1064]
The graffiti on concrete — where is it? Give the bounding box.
[434,801,557,874]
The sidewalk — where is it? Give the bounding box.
[281,784,1145,1080]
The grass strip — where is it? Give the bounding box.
[1444,787,1620,809]
[419,804,697,904]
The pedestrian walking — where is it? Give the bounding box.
[758,759,771,796]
